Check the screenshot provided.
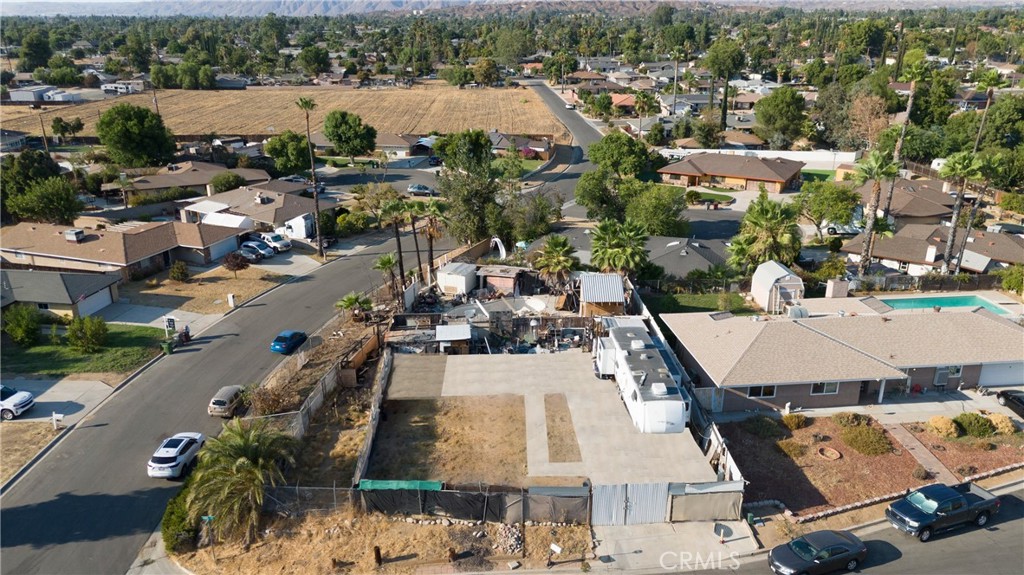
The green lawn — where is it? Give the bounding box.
[802,169,836,183]
[644,293,755,315]
[656,185,733,205]
[705,186,739,194]
[50,144,96,154]
[491,158,545,177]
[1,324,165,376]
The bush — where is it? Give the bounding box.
[928,415,960,438]
[3,304,42,347]
[781,414,808,431]
[988,413,1017,435]
[954,413,995,438]
[776,439,807,459]
[840,425,892,456]
[168,261,190,282]
[49,324,61,345]
[129,186,201,207]
[66,316,108,353]
[337,211,370,237]
[955,464,978,477]
[685,189,701,205]
[247,385,290,416]
[832,412,868,428]
[741,415,784,439]
[209,171,246,194]
[971,439,996,451]
[161,479,198,553]
[999,192,1024,214]
[911,464,930,480]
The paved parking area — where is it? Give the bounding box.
[1,378,112,427]
[250,249,321,276]
[98,303,220,334]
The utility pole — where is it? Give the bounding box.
[152,87,160,116]
[38,114,50,153]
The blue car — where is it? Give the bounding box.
[270,330,307,354]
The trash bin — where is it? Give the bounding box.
[161,341,174,355]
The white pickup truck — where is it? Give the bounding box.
[1,385,35,420]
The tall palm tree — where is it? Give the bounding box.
[373,252,400,301]
[534,234,577,290]
[954,153,1003,274]
[882,61,932,219]
[296,97,324,258]
[591,219,649,276]
[726,191,801,271]
[634,91,658,137]
[853,150,900,277]
[681,69,697,95]
[335,291,372,321]
[380,198,407,286]
[939,151,983,273]
[405,200,426,282]
[670,46,686,115]
[421,199,449,284]
[972,70,1009,154]
[186,419,297,547]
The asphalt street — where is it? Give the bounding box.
[0,231,457,575]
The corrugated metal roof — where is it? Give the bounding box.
[436,324,472,341]
[580,273,625,303]
[439,262,477,276]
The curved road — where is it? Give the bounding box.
[0,232,456,575]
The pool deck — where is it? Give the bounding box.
[877,290,1024,316]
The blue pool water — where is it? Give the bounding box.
[880,295,1008,315]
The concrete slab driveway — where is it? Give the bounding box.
[251,250,320,276]
[97,303,220,334]
[1,378,111,427]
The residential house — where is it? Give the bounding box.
[888,82,913,96]
[611,93,636,115]
[487,131,552,160]
[522,63,544,77]
[566,70,606,83]
[584,57,630,74]
[1,269,119,318]
[853,179,954,227]
[180,185,326,239]
[951,89,990,111]
[70,40,95,53]
[841,224,1024,276]
[662,305,1024,413]
[375,133,417,158]
[658,94,712,116]
[579,273,625,317]
[721,130,765,149]
[645,236,730,281]
[607,71,642,85]
[0,129,28,152]
[106,161,270,201]
[570,80,627,100]
[628,78,658,93]
[731,92,764,111]
[214,75,249,90]
[657,153,805,193]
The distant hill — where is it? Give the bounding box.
[3,0,1021,18]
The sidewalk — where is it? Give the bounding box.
[883,423,958,483]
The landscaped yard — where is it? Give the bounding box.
[491,157,545,176]
[0,324,165,376]
[904,422,1024,479]
[119,265,288,315]
[802,169,836,183]
[644,293,754,315]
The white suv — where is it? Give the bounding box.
[256,232,292,252]
[147,432,206,478]
[1,385,35,420]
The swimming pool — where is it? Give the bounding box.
[880,295,1008,315]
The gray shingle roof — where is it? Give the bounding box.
[1,270,119,306]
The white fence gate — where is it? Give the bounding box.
[592,483,669,526]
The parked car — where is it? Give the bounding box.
[986,223,1024,235]
[768,530,867,575]
[427,156,443,166]
[820,221,864,236]
[996,389,1024,419]
[407,184,437,197]
[146,432,205,479]
[279,175,307,183]
[1,385,35,421]
[270,330,307,354]
[565,103,576,110]
[208,385,244,418]
[255,232,292,252]
[886,482,1001,542]
[234,247,262,263]
[241,240,275,258]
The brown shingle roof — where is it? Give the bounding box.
[657,152,804,183]
[841,224,1024,267]
[127,161,269,192]
[375,133,416,148]
[854,179,953,218]
[721,130,765,146]
[210,186,318,225]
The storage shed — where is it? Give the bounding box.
[436,262,477,295]
[579,273,625,317]
[751,261,804,314]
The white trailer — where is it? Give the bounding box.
[609,326,689,433]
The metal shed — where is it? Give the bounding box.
[750,261,804,314]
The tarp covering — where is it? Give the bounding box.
[504,493,590,524]
[361,489,425,515]
[359,480,442,491]
[359,488,503,521]
[669,492,742,522]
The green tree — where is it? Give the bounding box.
[882,61,932,219]
[634,91,659,128]
[795,180,861,242]
[420,199,449,283]
[296,97,324,258]
[938,152,983,273]
[96,104,176,167]
[474,57,499,85]
[323,110,377,166]
[693,115,721,148]
[588,132,648,179]
[3,304,41,347]
[296,45,331,76]
[852,150,899,277]
[542,52,578,85]
[335,291,372,321]
[66,316,108,353]
[435,130,501,242]
[703,38,744,130]
[7,177,83,225]
[186,419,297,546]
[353,183,401,229]
[624,185,689,237]
[995,264,1024,295]
[373,252,400,301]
[972,70,1010,154]
[168,260,190,282]
[754,86,806,148]
[440,64,474,86]
[1,150,62,220]
[210,172,246,194]
[405,200,426,282]
[263,131,310,175]
[18,30,52,72]
[591,219,649,276]
[727,190,801,271]
[380,198,408,285]
[198,65,216,89]
[434,129,494,176]
[574,168,623,221]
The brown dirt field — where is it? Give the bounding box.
[366,396,527,487]
[721,417,926,514]
[545,394,581,463]
[904,423,1024,480]
[176,510,591,574]
[118,265,287,315]
[290,386,373,486]
[2,82,571,143]
[0,422,61,484]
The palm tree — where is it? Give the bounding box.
[853,150,900,277]
[954,153,1003,274]
[296,97,324,258]
[421,199,449,284]
[591,219,649,276]
[882,61,932,219]
[634,91,658,137]
[186,419,297,547]
[373,252,400,301]
[534,234,577,290]
[725,191,801,271]
[380,198,407,285]
[939,151,983,273]
[972,70,1009,154]
[670,46,686,115]
[335,291,372,321]
[405,200,426,282]
[681,69,697,95]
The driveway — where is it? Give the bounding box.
[97,303,221,334]
[1,378,111,427]
[250,249,321,276]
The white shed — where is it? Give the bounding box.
[437,262,477,295]
[751,261,804,314]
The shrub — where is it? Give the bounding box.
[911,464,930,480]
[954,413,995,438]
[776,439,807,459]
[66,316,108,353]
[955,464,978,477]
[168,261,190,282]
[741,415,784,439]
[685,189,701,205]
[832,412,868,428]
[5,304,43,347]
[209,171,246,194]
[128,186,202,207]
[999,192,1024,214]
[971,439,996,451]
[222,252,250,278]
[781,414,808,431]
[247,385,290,416]
[49,324,61,345]
[840,425,892,456]
[988,413,1017,436]
[161,479,197,553]
[928,416,960,438]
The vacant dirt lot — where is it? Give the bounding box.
[3,82,570,143]
[0,422,60,485]
[545,393,581,463]
[118,265,287,315]
[366,396,527,487]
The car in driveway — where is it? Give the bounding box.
[768,530,867,575]
[1,385,35,420]
[146,432,205,478]
[254,232,292,252]
[996,389,1024,419]
[270,330,307,354]
[428,156,443,166]
[241,240,275,258]
[234,247,262,263]
[407,184,438,197]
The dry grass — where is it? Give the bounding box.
[290,387,373,486]
[0,422,61,485]
[118,265,287,315]
[366,396,527,487]
[3,82,571,143]
[545,393,581,463]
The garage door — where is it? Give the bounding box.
[980,363,1024,387]
[209,237,237,260]
[77,287,112,317]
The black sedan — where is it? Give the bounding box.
[996,389,1024,419]
[769,530,867,575]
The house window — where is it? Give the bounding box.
[936,365,962,387]
[14,252,26,259]
[747,385,776,398]
[811,382,839,395]
[37,303,49,310]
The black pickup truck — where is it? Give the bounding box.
[886,482,1001,542]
